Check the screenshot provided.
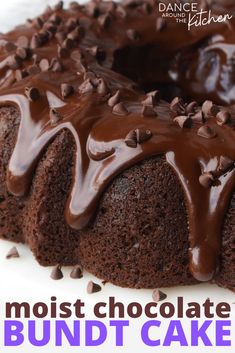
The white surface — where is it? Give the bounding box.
[0,1,234,352]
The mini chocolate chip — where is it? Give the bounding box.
[79,79,95,94]
[16,47,28,60]
[152,289,167,302]
[50,108,63,125]
[70,265,83,279]
[97,78,109,95]
[108,90,120,107]
[186,101,198,114]
[142,105,156,117]
[5,41,17,52]
[170,96,185,115]
[112,102,128,116]
[202,100,219,118]
[136,128,152,144]
[46,24,58,34]
[156,18,166,32]
[98,14,111,29]
[58,45,70,59]
[61,83,74,98]
[142,90,160,107]
[174,115,192,128]
[87,281,102,294]
[39,58,50,71]
[197,125,217,139]
[125,130,137,148]
[6,246,20,259]
[126,29,140,41]
[216,110,231,126]
[50,265,63,280]
[199,172,214,188]
[218,156,234,172]
[25,87,41,101]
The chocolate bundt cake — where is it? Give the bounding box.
[0,0,235,290]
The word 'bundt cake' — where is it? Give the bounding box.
[0,0,234,291]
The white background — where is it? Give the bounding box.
[0,1,234,352]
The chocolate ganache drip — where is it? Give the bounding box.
[0,0,235,282]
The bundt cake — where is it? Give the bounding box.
[0,0,234,291]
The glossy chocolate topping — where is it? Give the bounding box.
[0,0,235,282]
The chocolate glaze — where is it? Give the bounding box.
[0,0,235,282]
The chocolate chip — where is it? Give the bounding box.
[125,130,137,148]
[218,156,234,172]
[142,105,156,117]
[86,2,100,17]
[5,41,17,52]
[50,265,63,280]
[97,78,109,95]
[50,108,63,125]
[152,289,167,302]
[98,14,111,29]
[186,101,198,114]
[17,36,29,48]
[142,90,160,107]
[70,265,83,279]
[62,38,74,50]
[46,24,58,35]
[15,69,28,81]
[7,54,22,69]
[66,17,79,32]
[108,90,120,107]
[30,34,43,49]
[87,281,102,294]
[50,58,63,72]
[116,5,127,18]
[54,1,63,11]
[112,102,128,116]
[88,46,106,61]
[6,246,20,259]
[191,109,204,123]
[126,29,140,41]
[156,18,166,32]
[216,110,231,126]
[58,45,70,59]
[202,100,219,118]
[136,128,152,144]
[39,58,50,71]
[174,115,192,128]
[16,47,28,60]
[49,14,62,25]
[197,125,217,139]
[27,64,41,75]
[170,96,185,115]
[61,83,74,98]
[25,87,41,101]
[79,79,95,94]
[199,172,214,188]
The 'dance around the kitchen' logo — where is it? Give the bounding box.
[157,1,233,30]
